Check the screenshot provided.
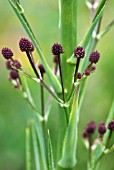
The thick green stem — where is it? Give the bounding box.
[60,0,78,98]
[57,1,78,170]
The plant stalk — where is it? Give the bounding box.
[26,52,62,103]
[58,55,65,102]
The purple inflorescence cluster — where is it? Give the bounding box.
[19,38,34,52]
[108,120,114,131]
[2,47,13,60]
[98,122,106,135]
[52,43,64,55]
[74,46,85,59]
[89,51,100,64]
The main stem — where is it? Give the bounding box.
[57,1,78,170]
[60,0,77,98]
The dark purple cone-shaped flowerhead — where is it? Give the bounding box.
[19,38,34,52]
[10,69,19,80]
[82,130,88,138]
[2,47,13,60]
[86,121,96,134]
[14,60,21,69]
[89,51,100,64]
[52,43,64,55]
[98,122,106,135]
[6,60,13,69]
[108,120,114,131]
[53,55,58,63]
[85,70,90,76]
[77,72,82,79]
[38,64,45,75]
[74,46,85,59]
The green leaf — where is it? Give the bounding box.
[34,113,48,170]
[8,0,62,93]
[48,130,55,170]
[31,120,41,170]
[93,0,108,22]
[104,101,114,145]
[58,86,79,168]
[26,125,31,170]
[97,19,114,39]
[67,0,108,64]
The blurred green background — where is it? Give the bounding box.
[0,0,114,170]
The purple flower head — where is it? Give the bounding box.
[98,122,106,135]
[82,130,88,138]
[10,69,19,80]
[2,47,13,60]
[38,64,45,75]
[19,38,34,52]
[91,65,96,71]
[74,46,85,59]
[77,72,82,79]
[14,60,21,69]
[89,51,100,64]
[108,120,114,131]
[52,43,64,55]
[85,70,90,76]
[86,121,96,134]
[6,60,13,69]
[53,55,58,63]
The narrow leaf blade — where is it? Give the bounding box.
[104,101,114,145]
[48,130,55,170]
[58,86,79,168]
[26,126,31,170]
[34,113,48,170]
[97,19,114,39]
[31,120,40,170]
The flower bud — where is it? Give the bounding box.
[19,38,34,52]
[89,51,100,64]
[74,46,85,59]
[52,43,64,55]
[10,69,19,80]
[2,47,13,60]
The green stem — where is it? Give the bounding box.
[88,134,92,169]
[58,56,65,102]
[60,0,78,98]
[26,51,62,103]
[57,1,78,170]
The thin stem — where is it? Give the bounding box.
[74,58,80,83]
[58,55,65,102]
[55,63,58,75]
[26,51,62,103]
[106,131,113,148]
[26,51,40,79]
[40,74,46,147]
[40,79,62,103]
[68,58,80,101]
[41,84,44,116]
[88,134,92,169]
[91,0,95,20]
